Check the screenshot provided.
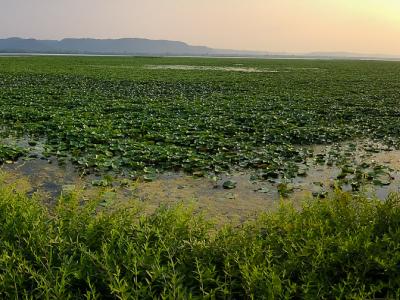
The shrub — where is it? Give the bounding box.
[0,184,399,299]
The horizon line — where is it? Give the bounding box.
[1,36,400,59]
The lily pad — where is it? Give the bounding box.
[223,180,237,189]
[92,179,112,187]
[143,174,157,182]
[255,187,270,194]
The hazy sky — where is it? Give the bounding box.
[1,0,400,55]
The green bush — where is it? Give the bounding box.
[0,184,400,299]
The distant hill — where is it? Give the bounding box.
[0,37,399,60]
[0,37,228,56]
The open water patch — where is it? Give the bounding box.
[143,64,280,73]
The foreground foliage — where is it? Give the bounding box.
[1,184,400,299]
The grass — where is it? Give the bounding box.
[1,182,400,299]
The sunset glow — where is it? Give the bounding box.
[1,0,399,55]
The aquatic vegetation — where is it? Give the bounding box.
[0,144,26,163]
[222,180,237,189]
[0,57,400,189]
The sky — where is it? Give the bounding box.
[1,0,400,55]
